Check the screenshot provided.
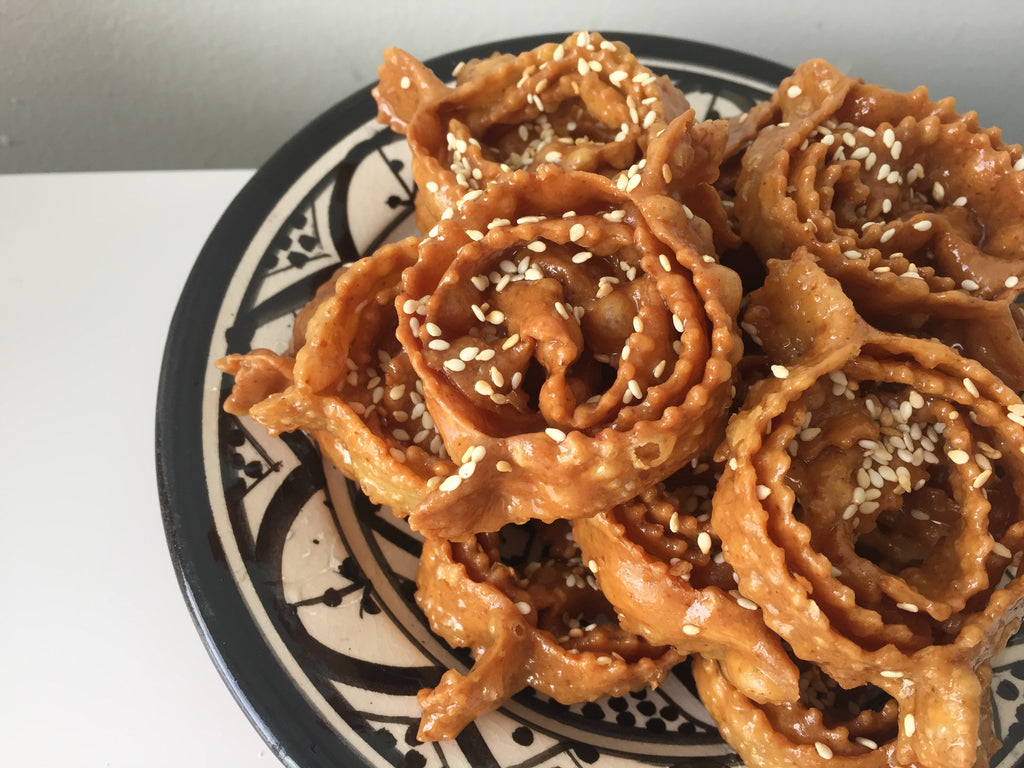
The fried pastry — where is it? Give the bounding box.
[394,164,742,540]
[693,654,1000,768]
[735,59,1024,387]
[415,519,683,741]
[714,254,1024,768]
[219,239,456,514]
[573,464,800,706]
[373,31,692,231]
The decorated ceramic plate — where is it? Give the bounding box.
[156,33,1024,768]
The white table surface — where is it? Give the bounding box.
[0,170,286,767]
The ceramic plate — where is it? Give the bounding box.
[156,33,1024,768]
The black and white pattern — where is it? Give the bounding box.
[157,34,1024,768]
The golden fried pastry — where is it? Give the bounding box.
[415,519,683,741]
[735,59,1024,387]
[219,239,456,514]
[714,254,1024,768]
[373,31,692,231]
[573,464,800,706]
[693,655,1000,768]
[394,164,743,540]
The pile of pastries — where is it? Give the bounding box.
[217,32,1024,767]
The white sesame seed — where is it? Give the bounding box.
[756,485,772,500]
[913,220,933,232]
[771,364,790,379]
[814,742,833,760]
[569,223,585,241]
[682,624,700,636]
[427,339,451,351]
[904,714,917,737]
[697,532,712,555]
[496,460,513,473]
[896,601,920,613]
[572,251,593,264]
[545,427,567,443]
[439,474,462,492]
[474,380,494,396]
[855,737,879,750]
[993,541,1013,558]
[736,596,758,611]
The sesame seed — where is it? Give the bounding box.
[913,220,933,232]
[572,251,593,264]
[668,511,680,533]
[427,339,451,351]
[786,84,803,98]
[545,427,567,442]
[736,596,758,611]
[961,279,980,291]
[569,223,585,241]
[880,670,904,678]
[904,714,917,737]
[697,532,713,555]
[756,485,772,500]
[856,737,879,750]
[963,377,980,397]
[627,379,643,400]
[814,742,834,760]
[496,460,513,473]
[438,475,462,492]
[515,601,531,615]
[474,380,494,396]
[682,624,701,636]
[771,364,790,379]
[993,541,1013,558]
[1006,276,1020,289]
[896,601,920,613]
[425,322,442,337]
[588,559,599,574]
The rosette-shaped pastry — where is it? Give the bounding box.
[394,165,743,540]
[415,518,683,741]
[713,254,1024,768]
[373,30,691,231]
[735,59,1024,387]
[693,655,1000,768]
[573,462,800,705]
[218,239,455,513]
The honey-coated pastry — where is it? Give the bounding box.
[373,31,692,231]
[714,255,1024,768]
[415,519,683,741]
[213,34,1024,764]
[395,165,742,540]
[219,239,455,514]
[573,463,800,706]
[735,59,1024,388]
[693,655,1001,768]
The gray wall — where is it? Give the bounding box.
[2,0,1021,174]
